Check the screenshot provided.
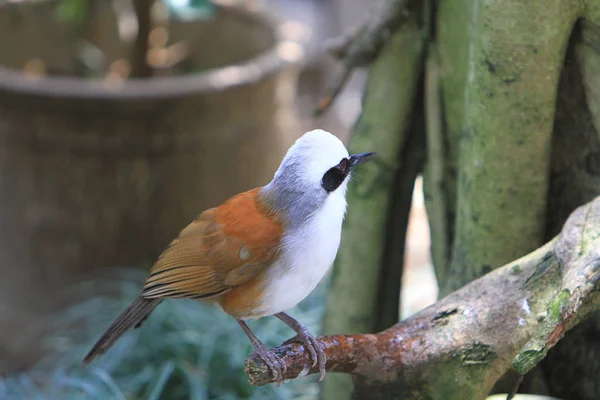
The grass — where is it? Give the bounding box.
[0,268,327,400]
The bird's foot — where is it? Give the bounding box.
[283,329,327,381]
[253,344,287,386]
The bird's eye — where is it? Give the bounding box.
[321,158,349,192]
[338,158,349,173]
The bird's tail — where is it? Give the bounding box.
[83,296,162,364]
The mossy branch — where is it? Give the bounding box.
[375,102,426,332]
[423,43,448,283]
[246,196,600,400]
[512,198,600,375]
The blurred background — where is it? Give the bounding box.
[0,0,437,398]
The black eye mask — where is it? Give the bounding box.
[321,158,349,193]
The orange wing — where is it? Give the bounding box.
[141,188,282,300]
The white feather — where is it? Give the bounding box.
[249,129,351,318]
[272,129,350,187]
[251,186,347,318]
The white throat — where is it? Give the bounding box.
[248,188,347,318]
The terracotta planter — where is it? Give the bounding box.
[0,0,303,330]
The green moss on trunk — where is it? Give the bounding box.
[443,0,581,294]
[429,0,474,287]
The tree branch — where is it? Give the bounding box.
[512,198,600,375]
[375,91,426,332]
[245,196,600,400]
[422,43,449,284]
[314,0,410,115]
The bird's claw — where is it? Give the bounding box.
[254,346,287,386]
[283,330,327,381]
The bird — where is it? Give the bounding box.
[82,129,375,383]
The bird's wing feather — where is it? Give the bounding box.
[142,188,282,299]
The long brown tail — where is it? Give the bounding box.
[83,296,162,364]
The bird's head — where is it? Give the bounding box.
[262,129,376,223]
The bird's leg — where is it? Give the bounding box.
[275,312,327,381]
[237,319,286,384]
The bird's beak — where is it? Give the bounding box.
[348,152,377,169]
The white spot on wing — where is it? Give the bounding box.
[239,246,251,261]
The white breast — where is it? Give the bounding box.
[250,190,347,318]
